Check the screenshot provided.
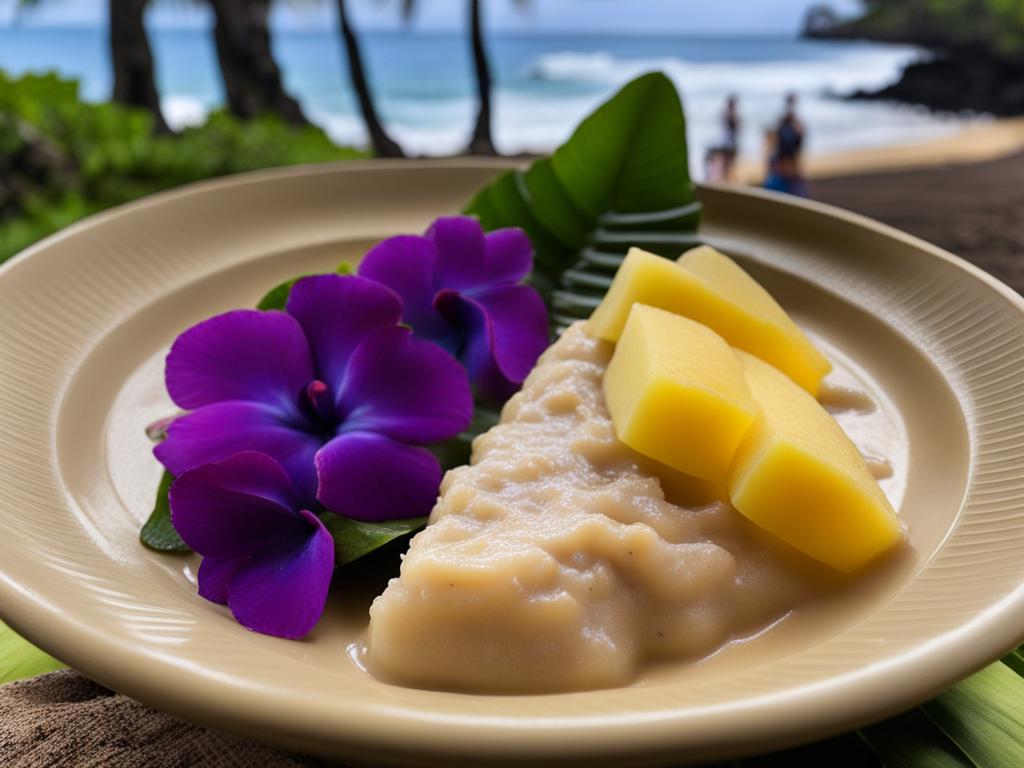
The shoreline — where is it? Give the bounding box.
[735,116,1024,183]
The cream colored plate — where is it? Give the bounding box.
[1,160,1023,767]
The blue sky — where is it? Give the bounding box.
[0,0,862,35]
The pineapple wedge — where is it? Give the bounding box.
[728,352,903,571]
[604,304,756,483]
[589,246,831,396]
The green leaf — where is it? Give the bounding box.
[920,661,1024,767]
[139,470,190,552]
[319,514,427,567]
[859,708,974,767]
[464,72,701,331]
[256,263,353,311]
[1001,646,1024,678]
[256,276,305,311]
[0,618,64,684]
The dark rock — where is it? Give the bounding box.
[849,52,1024,116]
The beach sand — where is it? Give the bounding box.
[725,116,1024,293]
[811,149,1024,293]
[737,117,1024,183]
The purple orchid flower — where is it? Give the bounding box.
[358,216,549,403]
[155,274,472,521]
[170,451,334,639]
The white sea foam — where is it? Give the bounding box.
[162,94,208,131]
[522,46,923,94]
[511,46,968,166]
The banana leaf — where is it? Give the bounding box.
[0,618,64,684]
[464,71,702,332]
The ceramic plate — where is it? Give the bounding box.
[1,160,1023,767]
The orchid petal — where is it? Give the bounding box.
[316,431,441,522]
[197,557,242,605]
[169,452,309,560]
[285,274,402,397]
[425,216,488,291]
[357,235,453,341]
[337,326,472,444]
[437,284,549,403]
[227,510,334,639]
[470,284,550,383]
[482,227,534,284]
[165,309,313,412]
[155,402,322,506]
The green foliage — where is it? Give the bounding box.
[319,515,427,567]
[921,661,1024,765]
[859,707,974,767]
[0,71,364,264]
[0,618,64,684]
[465,72,701,331]
[140,470,189,552]
[256,263,352,311]
[842,0,1024,58]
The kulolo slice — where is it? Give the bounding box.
[589,246,831,395]
[728,352,903,572]
[604,304,756,483]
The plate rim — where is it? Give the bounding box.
[1,159,1023,765]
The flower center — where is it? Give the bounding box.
[303,379,336,427]
[431,288,471,357]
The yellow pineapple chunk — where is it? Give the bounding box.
[728,352,903,572]
[589,246,831,396]
[677,246,831,394]
[604,305,756,483]
[590,248,697,341]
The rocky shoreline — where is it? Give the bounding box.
[845,50,1024,117]
[803,9,1024,117]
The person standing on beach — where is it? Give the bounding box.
[765,92,807,196]
[705,95,741,182]
[719,95,740,180]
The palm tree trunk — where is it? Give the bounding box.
[466,0,497,156]
[208,0,308,126]
[336,0,404,157]
[109,0,170,133]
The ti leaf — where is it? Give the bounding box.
[0,618,64,684]
[920,661,1024,766]
[858,707,973,767]
[319,514,426,567]
[256,262,353,311]
[139,470,190,552]
[465,72,702,331]
[1001,646,1024,677]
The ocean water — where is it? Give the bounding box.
[0,26,969,176]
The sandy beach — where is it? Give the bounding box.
[723,116,1024,295]
[737,116,1024,183]
[812,148,1024,293]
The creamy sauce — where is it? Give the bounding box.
[365,323,897,693]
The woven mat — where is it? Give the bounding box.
[0,670,326,768]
